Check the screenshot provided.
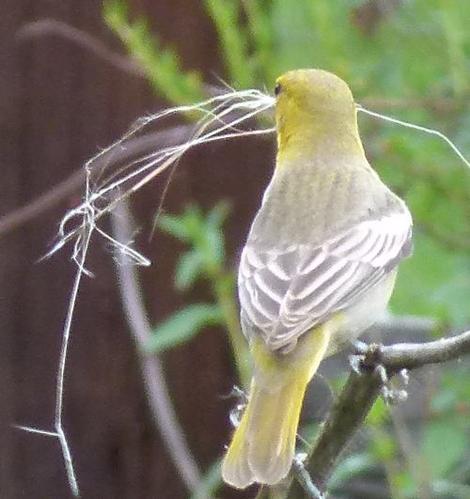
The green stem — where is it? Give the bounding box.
[213,275,251,389]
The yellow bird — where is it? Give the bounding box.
[222,69,412,488]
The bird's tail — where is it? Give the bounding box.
[221,324,332,489]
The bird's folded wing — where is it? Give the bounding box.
[238,210,412,350]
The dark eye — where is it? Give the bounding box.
[274,82,282,96]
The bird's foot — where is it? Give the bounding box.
[389,368,409,404]
[375,364,409,405]
[294,452,308,465]
[349,342,409,405]
[224,385,248,428]
[348,340,376,374]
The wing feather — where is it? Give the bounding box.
[238,210,412,349]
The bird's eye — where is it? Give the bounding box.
[274,82,282,96]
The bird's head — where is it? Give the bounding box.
[274,69,360,161]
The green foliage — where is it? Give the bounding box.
[391,233,470,326]
[204,0,253,88]
[103,0,204,104]
[421,422,466,478]
[329,453,376,489]
[147,204,230,354]
[151,204,250,386]
[158,202,230,279]
[105,0,470,328]
[190,459,223,499]
[146,304,223,354]
[102,1,470,496]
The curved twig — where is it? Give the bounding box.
[0,127,191,238]
[17,19,144,76]
[111,200,202,491]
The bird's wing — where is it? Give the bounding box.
[238,209,412,350]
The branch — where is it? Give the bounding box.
[286,326,470,498]
[0,126,191,238]
[0,169,85,238]
[369,329,470,371]
[110,200,202,491]
[17,19,144,76]
[16,19,222,95]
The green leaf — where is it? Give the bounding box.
[366,397,389,426]
[390,233,470,326]
[206,201,230,230]
[422,421,467,478]
[175,251,203,291]
[204,0,253,87]
[157,214,191,242]
[202,202,230,268]
[370,432,396,462]
[330,453,375,489]
[146,304,223,353]
[190,459,222,499]
[103,0,203,105]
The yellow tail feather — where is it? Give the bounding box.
[222,324,332,489]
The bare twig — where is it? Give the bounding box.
[369,329,470,371]
[16,19,222,96]
[0,169,85,238]
[286,327,470,498]
[0,127,191,238]
[287,365,384,498]
[17,19,144,76]
[291,458,325,499]
[389,406,432,499]
[110,200,202,491]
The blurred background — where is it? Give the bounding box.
[1,1,470,498]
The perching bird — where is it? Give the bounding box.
[221,69,412,489]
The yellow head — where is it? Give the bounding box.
[274,69,362,161]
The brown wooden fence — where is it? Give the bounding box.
[0,1,272,497]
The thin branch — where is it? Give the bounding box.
[0,127,191,238]
[110,200,202,492]
[389,405,432,499]
[287,366,384,498]
[17,19,144,76]
[291,458,325,499]
[369,329,470,371]
[286,326,470,498]
[0,169,85,238]
[16,19,222,95]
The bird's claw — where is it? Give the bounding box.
[227,385,248,403]
[294,452,308,465]
[352,339,369,354]
[348,341,381,374]
[226,385,248,428]
[380,367,409,405]
[349,342,409,405]
[348,353,364,374]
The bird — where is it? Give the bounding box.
[221,69,413,489]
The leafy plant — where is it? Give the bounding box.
[148,203,250,387]
[103,0,204,104]
[102,1,470,496]
[104,0,470,328]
